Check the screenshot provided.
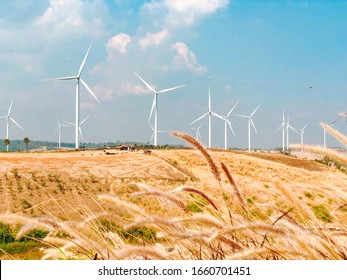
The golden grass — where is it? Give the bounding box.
[1,130,347,260]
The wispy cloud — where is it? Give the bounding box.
[106,33,132,57]
[34,0,108,39]
[143,0,229,27]
[172,42,207,73]
[139,29,169,49]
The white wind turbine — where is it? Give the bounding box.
[55,118,71,149]
[43,42,100,149]
[66,116,90,142]
[0,99,24,151]
[285,116,297,150]
[235,104,261,152]
[190,83,220,148]
[133,71,186,146]
[275,109,286,151]
[190,123,203,142]
[299,122,309,146]
[214,101,239,150]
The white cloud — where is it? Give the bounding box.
[34,0,108,39]
[143,0,229,27]
[106,33,132,57]
[124,82,152,95]
[139,29,169,49]
[172,42,207,73]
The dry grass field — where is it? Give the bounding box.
[0,132,347,260]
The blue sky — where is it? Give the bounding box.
[0,0,346,149]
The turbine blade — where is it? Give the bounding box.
[208,86,211,112]
[226,100,239,117]
[8,99,13,116]
[10,117,24,131]
[227,120,236,137]
[289,125,298,133]
[148,121,155,132]
[41,76,78,81]
[65,121,75,126]
[234,114,248,118]
[148,95,156,123]
[0,116,7,120]
[78,42,93,77]
[250,103,261,117]
[80,78,101,104]
[275,123,284,132]
[79,127,83,140]
[303,122,309,130]
[157,84,186,94]
[211,112,224,121]
[250,119,257,135]
[197,123,203,130]
[189,112,208,125]
[80,115,90,125]
[134,71,156,93]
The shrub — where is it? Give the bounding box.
[0,222,15,244]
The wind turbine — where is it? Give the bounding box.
[43,42,100,149]
[214,101,239,150]
[133,71,186,146]
[285,116,297,150]
[0,99,24,151]
[235,104,261,152]
[299,122,309,146]
[190,82,220,148]
[66,116,90,142]
[190,123,203,142]
[275,109,286,151]
[54,118,71,149]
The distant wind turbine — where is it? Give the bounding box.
[0,99,24,151]
[190,80,220,148]
[66,116,90,141]
[43,42,100,149]
[235,104,261,152]
[214,101,239,150]
[285,116,297,150]
[299,122,309,146]
[55,118,71,149]
[190,123,203,142]
[133,71,186,147]
[275,109,286,151]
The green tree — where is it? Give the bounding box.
[23,137,30,152]
[3,139,10,152]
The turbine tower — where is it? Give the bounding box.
[133,71,185,146]
[214,101,239,150]
[43,43,100,149]
[235,104,261,152]
[190,81,220,148]
[0,99,24,151]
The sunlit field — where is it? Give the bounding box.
[0,126,347,260]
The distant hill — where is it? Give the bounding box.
[0,139,184,152]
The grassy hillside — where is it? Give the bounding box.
[0,132,346,260]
